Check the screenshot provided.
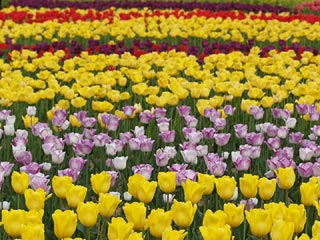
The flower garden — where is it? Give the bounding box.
[0,0,319,239]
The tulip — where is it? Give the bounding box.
[66,184,87,208]
[246,209,272,237]
[171,200,197,228]
[21,223,44,240]
[158,171,176,194]
[52,175,73,199]
[108,217,134,240]
[25,209,44,224]
[215,176,237,200]
[223,203,244,228]
[197,173,215,195]
[136,179,157,204]
[90,171,111,195]
[258,177,276,200]
[22,115,38,128]
[286,204,306,233]
[11,171,30,194]
[147,208,172,238]
[162,227,187,240]
[77,201,100,227]
[274,167,296,190]
[202,209,228,227]
[295,233,310,240]
[123,202,147,230]
[199,224,232,240]
[181,179,205,204]
[24,188,51,210]
[52,209,77,239]
[98,193,122,218]
[1,209,26,238]
[300,181,318,206]
[128,232,143,240]
[270,219,294,240]
[264,202,287,224]
[239,174,259,198]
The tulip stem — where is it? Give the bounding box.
[242,216,247,240]
[87,227,91,240]
[166,194,170,211]
[284,189,289,205]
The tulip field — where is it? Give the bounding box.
[1,0,320,239]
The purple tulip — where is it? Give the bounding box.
[186,131,203,144]
[204,158,227,176]
[266,124,278,137]
[232,154,251,171]
[12,136,27,147]
[296,104,308,115]
[176,169,197,186]
[26,106,36,116]
[155,149,170,167]
[157,121,170,132]
[69,157,87,171]
[234,124,248,139]
[313,159,320,176]
[265,137,281,150]
[153,108,166,118]
[299,147,314,161]
[106,171,118,187]
[239,198,258,211]
[100,114,120,132]
[214,133,231,146]
[277,127,289,139]
[289,132,304,144]
[245,132,264,146]
[132,164,154,180]
[0,110,11,120]
[179,141,197,151]
[214,118,226,130]
[202,128,216,139]
[285,117,297,129]
[196,145,208,157]
[51,149,66,164]
[133,126,145,137]
[81,117,96,128]
[0,162,14,176]
[75,110,88,122]
[250,106,264,120]
[177,105,191,117]
[309,110,320,121]
[119,132,133,144]
[64,133,83,145]
[204,108,220,122]
[93,133,111,147]
[29,172,51,193]
[105,142,117,156]
[140,138,155,152]
[15,151,32,165]
[163,146,177,159]
[112,156,128,170]
[169,163,188,172]
[20,162,42,174]
[139,111,153,124]
[239,144,252,158]
[52,109,67,127]
[159,130,175,143]
[128,138,141,150]
[181,149,198,165]
[58,168,80,182]
[16,129,28,139]
[122,105,135,117]
[183,115,198,128]
[73,139,94,156]
[223,105,236,116]
[297,162,313,178]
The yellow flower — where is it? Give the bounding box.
[52,176,73,199]
[157,172,176,194]
[90,171,111,195]
[107,217,134,240]
[22,115,38,128]
[1,209,26,238]
[181,179,205,204]
[274,167,296,190]
[162,227,187,240]
[21,223,44,240]
[71,97,86,108]
[147,209,172,238]
[202,209,228,227]
[245,209,272,237]
[66,184,87,209]
[199,224,232,240]
[295,233,310,240]
[69,114,82,128]
[300,181,318,206]
[25,209,44,224]
[264,202,287,224]
[260,96,274,108]
[57,99,70,110]
[136,179,157,204]
[258,177,276,201]
[98,193,122,218]
[123,202,147,231]
[127,174,146,199]
[197,173,215,195]
[313,220,320,237]
[11,171,30,194]
[286,204,306,234]
[239,174,259,198]
[128,232,143,240]
[24,188,51,210]
[270,219,294,240]
[215,176,237,200]
[76,201,100,227]
[171,200,197,228]
[223,203,244,228]
[52,209,77,239]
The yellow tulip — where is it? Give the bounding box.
[25,209,44,224]
[98,193,122,218]
[127,174,147,199]
[239,174,259,198]
[223,203,244,228]
[286,204,306,233]
[260,96,274,108]
[313,220,320,238]
[295,233,310,240]
[258,177,276,201]
[136,179,157,204]
[52,209,77,239]
[123,202,147,231]
[1,209,26,238]
[66,184,87,209]
[171,200,197,228]
[52,176,73,199]
[182,179,205,204]
[11,171,30,194]
[71,97,86,108]
[246,209,272,237]
[202,209,228,227]
[22,115,38,128]
[90,171,111,195]
[300,181,318,206]
[197,173,215,195]
[21,223,44,240]
[157,172,176,194]
[270,219,294,240]
[147,209,172,238]
[24,188,51,210]
[199,224,232,240]
[215,176,237,200]
[128,232,143,240]
[69,114,82,128]
[274,167,296,190]
[76,201,100,227]
[162,227,187,240]
[264,202,287,224]
[107,217,134,240]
